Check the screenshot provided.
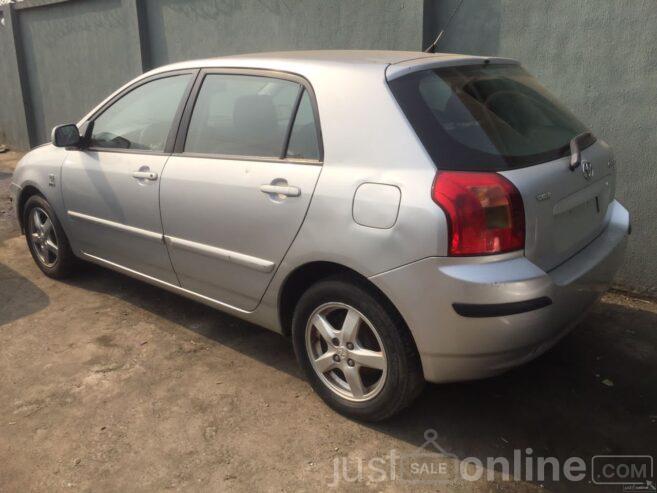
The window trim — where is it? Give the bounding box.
[173,67,324,165]
[280,85,304,159]
[84,69,200,155]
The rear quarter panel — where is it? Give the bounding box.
[256,63,448,324]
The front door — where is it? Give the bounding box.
[62,72,195,284]
[160,72,323,311]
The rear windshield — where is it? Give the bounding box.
[388,64,592,170]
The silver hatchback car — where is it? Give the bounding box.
[10,51,629,420]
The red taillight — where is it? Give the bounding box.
[432,171,525,256]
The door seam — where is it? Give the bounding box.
[158,154,183,286]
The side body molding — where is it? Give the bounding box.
[67,210,275,273]
[164,236,275,273]
[67,210,162,241]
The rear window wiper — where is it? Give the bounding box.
[569,131,595,170]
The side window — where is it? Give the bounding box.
[286,90,320,160]
[90,74,192,152]
[184,74,300,158]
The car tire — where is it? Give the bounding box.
[292,275,424,421]
[23,194,76,279]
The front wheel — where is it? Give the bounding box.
[292,277,424,421]
[23,195,76,279]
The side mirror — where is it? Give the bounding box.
[52,124,81,148]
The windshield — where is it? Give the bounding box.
[388,64,591,170]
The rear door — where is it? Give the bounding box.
[388,62,616,270]
[160,70,323,311]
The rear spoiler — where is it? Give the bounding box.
[385,55,519,81]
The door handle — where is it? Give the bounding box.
[132,171,158,181]
[260,184,301,197]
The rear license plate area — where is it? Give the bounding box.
[554,196,600,252]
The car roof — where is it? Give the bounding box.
[144,50,518,80]
[152,50,444,70]
[229,50,438,65]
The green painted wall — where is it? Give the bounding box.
[425,0,657,296]
[0,5,31,149]
[0,0,423,145]
[17,0,144,145]
[143,0,424,67]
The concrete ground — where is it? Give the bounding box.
[0,152,655,492]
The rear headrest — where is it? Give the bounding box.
[233,94,277,135]
[444,91,481,122]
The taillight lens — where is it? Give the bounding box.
[432,171,525,256]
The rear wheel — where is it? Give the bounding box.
[292,277,424,421]
[24,195,75,279]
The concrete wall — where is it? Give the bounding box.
[424,0,657,296]
[17,0,144,145]
[0,0,655,295]
[143,0,423,67]
[0,5,31,149]
[0,0,422,147]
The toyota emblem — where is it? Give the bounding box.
[582,160,594,180]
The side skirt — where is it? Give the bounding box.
[79,251,251,315]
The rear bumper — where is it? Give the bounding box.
[369,200,629,383]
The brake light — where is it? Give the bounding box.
[432,171,525,256]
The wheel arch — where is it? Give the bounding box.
[277,261,415,344]
[16,184,46,233]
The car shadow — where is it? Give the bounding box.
[61,262,302,377]
[374,297,657,491]
[0,262,50,326]
[63,264,657,491]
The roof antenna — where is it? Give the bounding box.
[424,0,466,53]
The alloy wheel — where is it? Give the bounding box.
[305,302,387,402]
[28,207,59,268]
